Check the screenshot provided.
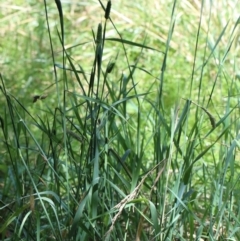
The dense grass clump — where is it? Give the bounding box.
[0,0,240,240]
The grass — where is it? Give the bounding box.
[0,0,240,240]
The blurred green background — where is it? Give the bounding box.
[1,0,239,109]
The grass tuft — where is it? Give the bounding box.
[0,0,240,240]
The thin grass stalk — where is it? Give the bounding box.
[54,2,72,220]
[99,0,112,102]
[156,1,177,238]
[197,0,212,102]
[158,0,176,108]
[43,0,60,107]
[189,0,204,98]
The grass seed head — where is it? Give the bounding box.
[106,61,115,73]
[105,0,112,20]
[96,23,102,45]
